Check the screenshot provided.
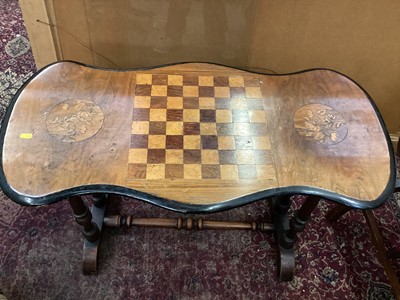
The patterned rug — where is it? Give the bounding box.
[0,1,400,299]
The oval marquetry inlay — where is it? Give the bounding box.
[294,104,347,145]
[46,99,104,142]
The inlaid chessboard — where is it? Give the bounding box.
[127,73,276,181]
[2,61,393,205]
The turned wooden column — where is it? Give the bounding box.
[273,196,291,216]
[280,195,320,250]
[103,215,274,231]
[68,196,100,242]
[272,195,294,281]
[90,193,107,208]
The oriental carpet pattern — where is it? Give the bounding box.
[0,1,399,299]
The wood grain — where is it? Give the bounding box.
[1,62,392,206]
[261,71,391,202]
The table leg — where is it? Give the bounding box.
[68,194,107,274]
[274,195,320,281]
[68,196,100,242]
[326,202,351,222]
[327,203,400,298]
[272,195,294,281]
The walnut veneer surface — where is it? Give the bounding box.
[0,62,395,210]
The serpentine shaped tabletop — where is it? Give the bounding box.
[0,62,395,212]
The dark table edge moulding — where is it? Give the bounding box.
[0,60,396,213]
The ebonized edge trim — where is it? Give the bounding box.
[0,61,396,213]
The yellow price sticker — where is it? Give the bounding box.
[19,133,33,139]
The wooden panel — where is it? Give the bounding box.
[51,0,94,64]
[20,0,400,133]
[53,0,257,68]
[1,62,392,206]
[248,0,400,133]
[19,0,58,68]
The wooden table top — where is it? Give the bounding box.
[0,62,395,211]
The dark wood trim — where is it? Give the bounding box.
[68,196,99,242]
[0,61,395,212]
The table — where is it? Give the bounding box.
[0,61,395,281]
